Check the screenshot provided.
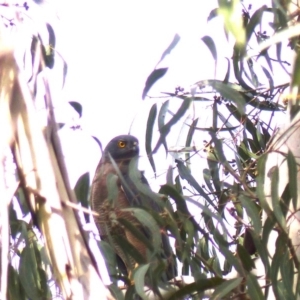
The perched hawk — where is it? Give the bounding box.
[90,135,176,286]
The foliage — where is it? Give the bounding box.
[131,0,300,299]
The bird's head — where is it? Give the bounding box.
[103,135,139,161]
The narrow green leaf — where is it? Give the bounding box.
[246,58,259,87]
[159,184,199,245]
[236,244,255,272]
[212,80,245,113]
[209,132,236,177]
[223,57,230,83]
[186,118,198,147]
[44,23,56,68]
[74,172,90,222]
[232,46,254,91]
[46,23,56,48]
[207,150,220,193]
[9,203,20,239]
[126,157,165,210]
[255,123,264,150]
[262,216,275,248]
[37,267,51,298]
[134,264,150,300]
[30,35,39,68]
[158,100,169,153]
[218,0,246,47]
[122,208,161,255]
[260,47,274,73]
[186,198,228,236]
[157,34,180,66]
[271,233,286,299]
[214,231,244,276]
[117,217,154,253]
[261,66,274,94]
[19,245,41,300]
[246,273,264,300]
[69,101,82,117]
[280,250,295,299]
[174,174,183,194]
[287,150,298,210]
[247,228,270,276]
[113,234,145,265]
[273,4,288,29]
[125,285,137,300]
[270,166,286,230]
[198,79,246,113]
[176,159,217,209]
[183,219,194,249]
[201,35,217,61]
[197,237,210,261]
[92,136,103,152]
[238,140,259,160]
[16,188,30,216]
[62,57,68,88]
[145,103,157,174]
[185,118,198,165]
[280,183,291,217]
[8,264,25,300]
[194,126,240,132]
[159,184,188,216]
[108,283,125,300]
[246,6,267,43]
[256,154,274,218]
[239,195,262,233]
[39,246,51,268]
[167,277,224,300]
[98,241,118,281]
[212,101,217,130]
[276,42,290,76]
[207,8,218,21]
[243,228,256,255]
[226,103,260,146]
[211,277,243,300]
[153,98,191,152]
[203,168,215,193]
[142,68,168,100]
[106,173,119,205]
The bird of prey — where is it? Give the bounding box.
[90,135,176,287]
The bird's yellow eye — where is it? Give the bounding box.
[118,140,126,148]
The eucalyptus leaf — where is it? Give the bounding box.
[158,100,169,154]
[134,264,150,300]
[145,103,157,174]
[201,35,217,61]
[211,277,243,300]
[142,68,168,100]
[122,208,161,255]
[74,172,90,222]
[153,97,191,153]
[156,34,180,66]
[246,273,265,300]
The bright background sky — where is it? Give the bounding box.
[49,0,288,192]
[32,0,292,219]
[47,0,228,186]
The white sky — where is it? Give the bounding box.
[48,1,225,186]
